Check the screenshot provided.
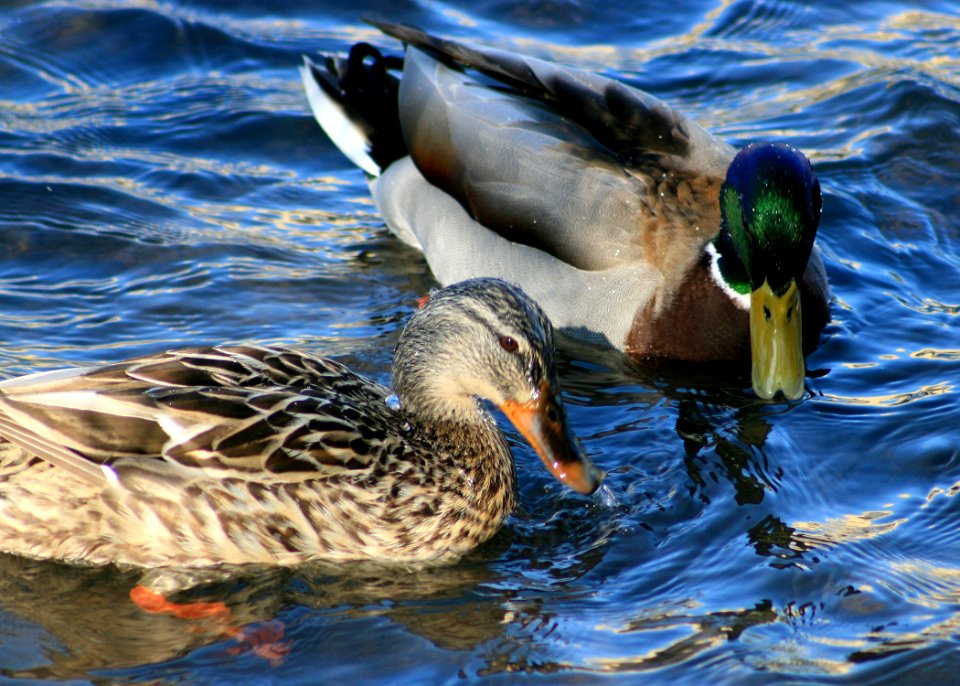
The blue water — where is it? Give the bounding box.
[1,1,960,683]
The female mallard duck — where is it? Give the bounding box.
[300,22,830,400]
[0,278,601,568]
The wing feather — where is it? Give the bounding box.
[0,346,402,484]
[374,22,734,271]
[0,412,109,484]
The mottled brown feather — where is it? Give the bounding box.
[0,279,598,569]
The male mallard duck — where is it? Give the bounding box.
[300,22,830,400]
[0,278,601,568]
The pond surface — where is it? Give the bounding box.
[1,0,960,683]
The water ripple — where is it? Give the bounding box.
[0,0,958,683]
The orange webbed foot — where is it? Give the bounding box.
[130,584,292,665]
[130,584,231,621]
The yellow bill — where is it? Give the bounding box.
[750,278,805,400]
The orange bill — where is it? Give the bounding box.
[501,384,603,495]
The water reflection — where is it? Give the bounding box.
[675,394,776,506]
[0,555,513,680]
[0,558,243,679]
[590,599,778,673]
[557,338,783,509]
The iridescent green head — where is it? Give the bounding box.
[714,143,822,401]
[717,142,821,295]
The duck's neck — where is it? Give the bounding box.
[709,230,751,302]
[403,398,518,514]
[391,345,517,505]
[392,366,506,453]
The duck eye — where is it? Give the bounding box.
[763,305,772,321]
[498,335,519,353]
[786,306,793,322]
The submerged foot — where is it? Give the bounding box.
[130,584,292,665]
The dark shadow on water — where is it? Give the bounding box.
[676,395,776,507]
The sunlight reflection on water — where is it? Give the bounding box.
[0,0,958,684]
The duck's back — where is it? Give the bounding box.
[371,44,733,347]
[379,22,735,271]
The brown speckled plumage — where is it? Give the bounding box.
[0,278,601,568]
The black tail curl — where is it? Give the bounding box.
[310,43,408,172]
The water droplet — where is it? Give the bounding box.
[594,483,620,509]
[384,394,401,411]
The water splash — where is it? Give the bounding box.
[384,394,412,431]
[594,482,620,509]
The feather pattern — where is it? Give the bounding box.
[0,279,602,568]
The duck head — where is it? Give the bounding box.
[714,143,821,401]
[394,278,603,494]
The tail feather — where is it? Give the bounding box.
[300,44,407,176]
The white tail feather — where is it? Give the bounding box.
[300,58,380,176]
